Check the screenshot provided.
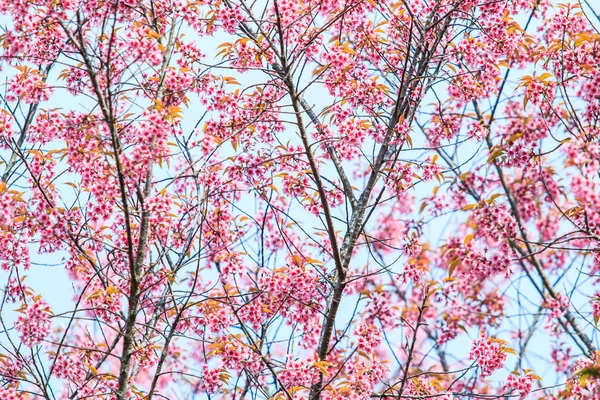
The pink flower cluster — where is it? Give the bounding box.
[341,359,389,398]
[279,358,316,387]
[545,293,570,334]
[473,204,518,242]
[53,354,81,382]
[0,387,24,400]
[0,190,15,227]
[14,296,52,347]
[354,322,381,353]
[523,76,556,112]
[4,278,25,303]
[7,68,52,104]
[0,356,22,385]
[502,374,534,399]
[468,332,507,377]
[198,365,222,394]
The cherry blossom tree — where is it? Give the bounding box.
[1,0,600,398]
